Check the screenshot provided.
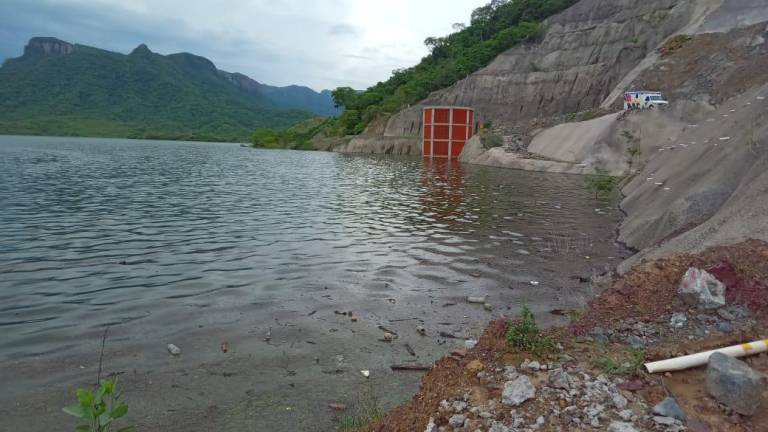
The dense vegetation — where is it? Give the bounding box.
[327,0,578,136]
[251,117,333,150]
[0,40,334,142]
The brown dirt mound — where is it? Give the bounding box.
[570,239,768,335]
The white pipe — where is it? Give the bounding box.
[644,339,768,373]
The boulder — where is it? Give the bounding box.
[678,268,726,309]
[502,376,536,406]
[706,352,765,416]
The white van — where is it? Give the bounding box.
[624,91,669,110]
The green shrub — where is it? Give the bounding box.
[584,167,617,199]
[62,379,133,432]
[506,305,557,356]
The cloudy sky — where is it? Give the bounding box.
[0,0,487,91]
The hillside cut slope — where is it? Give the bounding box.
[0,37,338,142]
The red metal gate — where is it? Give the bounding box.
[423,107,475,159]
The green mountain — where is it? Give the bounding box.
[0,37,338,142]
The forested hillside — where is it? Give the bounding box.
[326,0,578,136]
[0,38,336,142]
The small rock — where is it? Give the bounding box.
[707,352,764,415]
[360,370,370,378]
[416,325,426,335]
[653,397,686,421]
[625,335,645,349]
[452,401,467,413]
[717,321,734,333]
[535,416,545,425]
[653,416,677,426]
[503,366,518,380]
[448,414,466,428]
[167,343,181,356]
[527,360,541,370]
[466,359,484,373]
[548,368,572,390]
[439,400,451,411]
[489,422,510,432]
[678,268,726,309]
[328,402,347,411]
[424,417,436,432]
[590,327,609,344]
[502,376,536,406]
[618,409,634,421]
[382,332,395,342]
[484,303,493,311]
[717,308,736,321]
[464,339,478,350]
[467,296,487,304]
[670,312,688,328]
[611,392,628,409]
[608,421,638,432]
[479,411,493,419]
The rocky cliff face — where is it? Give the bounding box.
[24,37,74,57]
[372,0,768,143]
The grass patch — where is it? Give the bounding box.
[338,386,385,432]
[659,34,692,57]
[506,305,558,356]
[592,348,646,376]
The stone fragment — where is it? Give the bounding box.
[466,359,484,372]
[448,414,465,428]
[548,368,571,389]
[608,421,638,432]
[502,376,536,406]
[167,343,181,356]
[706,352,764,416]
[653,397,686,421]
[678,268,726,309]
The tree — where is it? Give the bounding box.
[452,23,467,32]
[331,86,358,110]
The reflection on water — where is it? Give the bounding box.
[0,136,625,361]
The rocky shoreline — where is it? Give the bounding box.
[365,240,768,431]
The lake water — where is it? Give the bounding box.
[0,135,627,430]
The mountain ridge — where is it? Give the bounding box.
[0,37,339,142]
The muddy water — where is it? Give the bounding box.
[0,136,628,431]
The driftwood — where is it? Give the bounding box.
[390,364,431,371]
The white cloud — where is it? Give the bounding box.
[0,0,487,91]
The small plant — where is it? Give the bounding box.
[506,305,557,356]
[63,379,133,432]
[659,34,692,57]
[743,126,760,154]
[593,348,646,375]
[338,386,385,432]
[621,130,641,171]
[479,122,503,149]
[584,167,617,199]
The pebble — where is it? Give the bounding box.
[452,401,467,413]
[618,409,634,421]
[653,397,686,421]
[548,368,572,389]
[653,416,677,426]
[167,343,181,356]
[717,321,735,333]
[448,414,465,427]
[608,421,639,432]
[502,376,536,406]
[625,335,645,349]
[670,312,688,328]
[527,360,541,370]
